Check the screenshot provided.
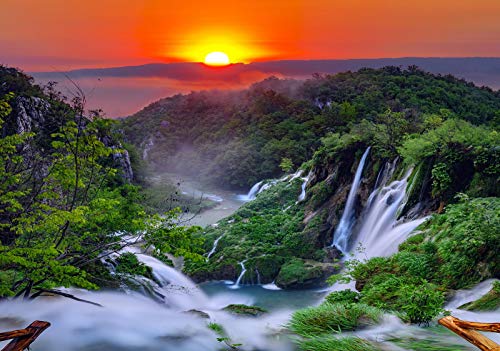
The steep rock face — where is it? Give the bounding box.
[303,145,382,249]
[14,96,50,134]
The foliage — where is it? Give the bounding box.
[115,252,153,280]
[279,157,294,172]
[207,322,225,335]
[0,68,204,299]
[324,290,360,304]
[288,302,381,336]
[185,177,315,283]
[276,259,324,289]
[122,67,500,188]
[296,336,381,351]
[335,196,498,324]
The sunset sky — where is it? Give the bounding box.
[1,0,500,71]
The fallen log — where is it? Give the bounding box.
[439,316,500,351]
[0,321,50,351]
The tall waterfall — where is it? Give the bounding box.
[350,170,428,259]
[331,147,371,251]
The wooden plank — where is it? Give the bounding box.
[1,321,50,351]
[454,319,500,333]
[0,330,31,342]
[439,316,500,351]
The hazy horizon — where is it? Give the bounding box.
[25,57,500,117]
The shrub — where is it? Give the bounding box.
[399,284,444,325]
[325,290,360,304]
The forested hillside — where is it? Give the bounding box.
[0,67,203,298]
[122,66,500,188]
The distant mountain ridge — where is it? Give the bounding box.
[29,58,500,117]
[33,57,500,87]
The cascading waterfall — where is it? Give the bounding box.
[237,181,263,201]
[230,260,248,289]
[297,171,312,203]
[350,170,428,259]
[206,234,224,261]
[0,247,298,351]
[331,147,371,251]
[446,279,498,309]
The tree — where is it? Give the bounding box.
[279,157,294,172]
[0,91,204,301]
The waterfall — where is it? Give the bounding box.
[206,234,224,261]
[350,170,428,259]
[297,171,312,203]
[229,260,247,289]
[331,147,371,251]
[237,181,263,201]
[133,252,210,309]
[446,279,498,309]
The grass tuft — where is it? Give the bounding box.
[288,302,381,337]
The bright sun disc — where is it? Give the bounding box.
[204,51,230,66]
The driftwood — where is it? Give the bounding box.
[0,321,50,351]
[439,316,500,351]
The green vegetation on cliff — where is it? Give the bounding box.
[0,67,204,299]
[122,67,500,189]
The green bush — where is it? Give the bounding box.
[325,290,360,304]
[399,284,445,325]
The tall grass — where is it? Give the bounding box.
[288,302,382,337]
[297,335,381,351]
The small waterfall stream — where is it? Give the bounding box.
[331,147,371,251]
[237,181,263,201]
[296,171,312,203]
[230,260,248,289]
[206,234,224,261]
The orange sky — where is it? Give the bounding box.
[1,0,499,71]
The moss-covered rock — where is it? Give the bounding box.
[276,259,335,289]
[223,304,268,316]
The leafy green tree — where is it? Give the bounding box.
[279,157,294,172]
[0,92,204,300]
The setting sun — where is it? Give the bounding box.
[204,51,230,66]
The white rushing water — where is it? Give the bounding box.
[446,279,498,309]
[206,234,224,261]
[331,147,371,251]
[296,171,312,203]
[237,181,263,201]
[350,170,428,259]
[0,249,297,351]
[229,260,248,289]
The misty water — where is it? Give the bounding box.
[0,170,498,351]
[162,173,247,227]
